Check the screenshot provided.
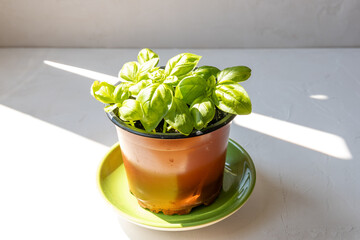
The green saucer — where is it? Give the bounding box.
[97,139,256,231]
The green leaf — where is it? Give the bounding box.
[217,66,251,84]
[104,103,121,113]
[137,48,159,65]
[193,66,220,80]
[119,61,139,82]
[91,81,130,104]
[175,76,207,105]
[165,53,201,77]
[113,82,131,103]
[137,83,173,132]
[164,98,194,135]
[119,99,143,121]
[129,80,152,96]
[163,75,179,86]
[190,96,216,130]
[137,58,159,80]
[214,81,252,115]
[148,68,166,82]
[206,75,216,97]
[91,81,116,104]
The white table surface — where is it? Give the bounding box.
[0,48,359,239]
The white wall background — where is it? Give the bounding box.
[0,0,359,48]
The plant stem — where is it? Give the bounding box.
[129,120,135,127]
[163,121,167,133]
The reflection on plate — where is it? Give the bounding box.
[97,139,256,231]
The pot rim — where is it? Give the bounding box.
[106,111,236,139]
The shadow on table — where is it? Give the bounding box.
[116,170,308,240]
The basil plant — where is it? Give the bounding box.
[91,48,252,135]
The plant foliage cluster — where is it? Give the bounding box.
[91,48,252,135]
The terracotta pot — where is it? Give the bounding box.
[107,111,236,215]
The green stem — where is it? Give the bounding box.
[129,120,135,127]
[163,121,167,133]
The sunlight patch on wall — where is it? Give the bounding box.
[234,113,352,160]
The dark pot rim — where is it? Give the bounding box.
[106,111,236,139]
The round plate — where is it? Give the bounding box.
[97,138,256,231]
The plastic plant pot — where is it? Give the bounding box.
[107,111,236,215]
